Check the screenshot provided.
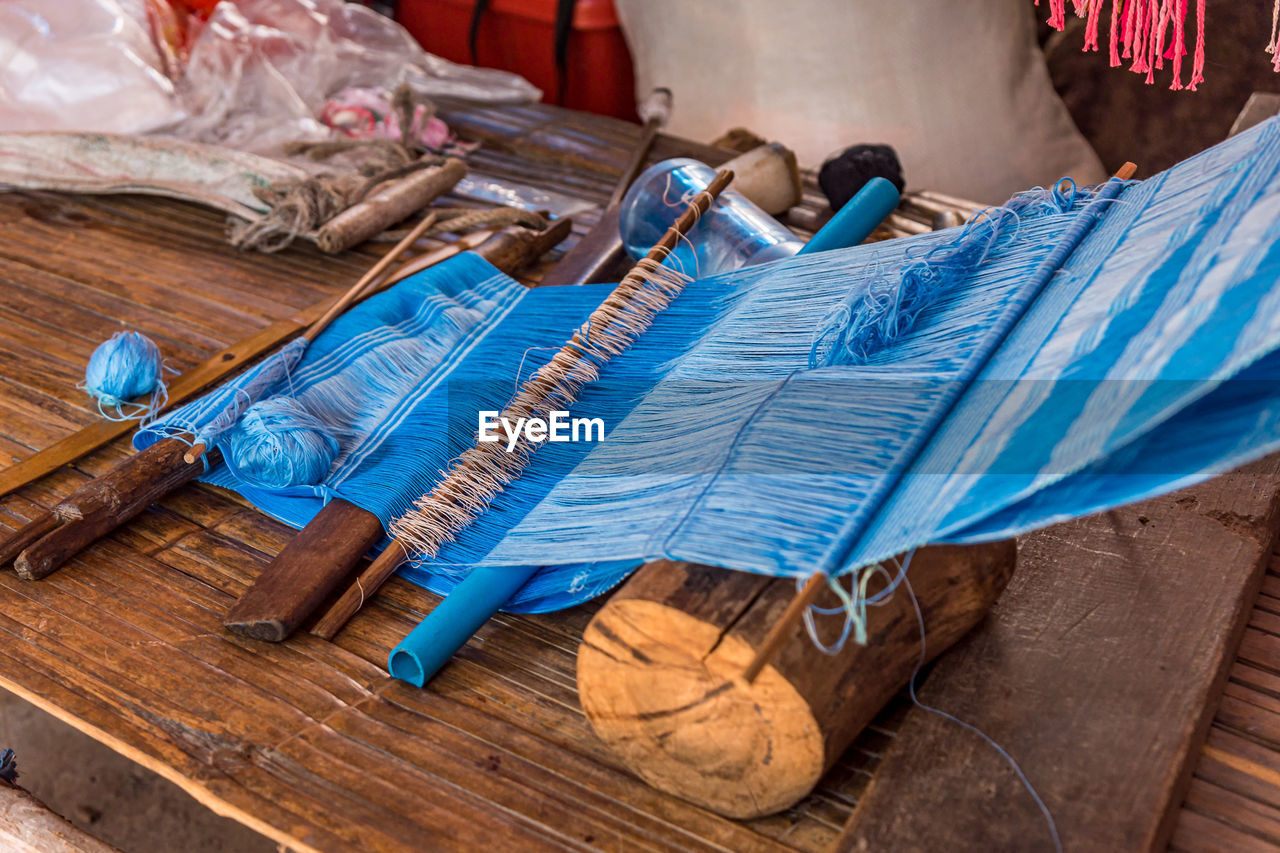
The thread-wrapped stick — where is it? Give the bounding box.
[315,158,466,253]
[310,168,735,641]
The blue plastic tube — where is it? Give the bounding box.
[388,565,537,686]
[799,177,901,256]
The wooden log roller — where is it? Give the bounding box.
[576,540,1016,819]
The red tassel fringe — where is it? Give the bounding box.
[1039,0,1269,91]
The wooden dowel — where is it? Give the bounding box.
[382,231,491,286]
[1115,161,1138,180]
[312,172,733,641]
[741,571,826,683]
[303,211,439,341]
[310,540,404,640]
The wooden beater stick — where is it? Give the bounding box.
[182,209,440,464]
[311,169,734,640]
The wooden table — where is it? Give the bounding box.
[0,102,1278,852]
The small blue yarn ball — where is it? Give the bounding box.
[84,331,163,407]
[222,397,339,490]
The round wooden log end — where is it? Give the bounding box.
[578,598,824,819]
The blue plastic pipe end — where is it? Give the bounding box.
[388,564,540,686]
[799,176,901,256]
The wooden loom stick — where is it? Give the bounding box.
[181,208,444,465]
[223,219,573,642]
[0,224,507,579]
[741,571,826,683]
[310,169,735,641]
[577,543,1016,818]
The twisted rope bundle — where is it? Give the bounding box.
[229,86,458,253]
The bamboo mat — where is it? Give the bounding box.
[1173,553,1280,852]
[0,103,950,852]
[0,100,1269,850]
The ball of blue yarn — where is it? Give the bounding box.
[222,397,339,490]
[84,331,163,409]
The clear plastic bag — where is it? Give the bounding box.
[173,0,541,154]
[0,0,540,149]
[0,0,186,133]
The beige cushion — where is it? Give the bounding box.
[615,0,1105,203]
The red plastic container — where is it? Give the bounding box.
[396,0,637,121]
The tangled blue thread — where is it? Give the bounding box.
[82,331,167,421]
[810,180,1090,368]
[222,396,339,489]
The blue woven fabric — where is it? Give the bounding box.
[141,117,1280,613]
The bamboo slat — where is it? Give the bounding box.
[0,101,932,851]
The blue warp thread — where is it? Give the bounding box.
[809,179,1090,368]
[83,331,166,420]
[136,114,1280,616]
[221,397,340,489]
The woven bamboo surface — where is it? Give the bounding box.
[0,100,1273,851]
[0,103,955,852]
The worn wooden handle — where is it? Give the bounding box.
[316,159,466,253]
[224,498,384,642]
[475,217,573,277]
[14,439,205,580]
[0,510,59,566]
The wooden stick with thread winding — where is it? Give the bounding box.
[310,170,734,640]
